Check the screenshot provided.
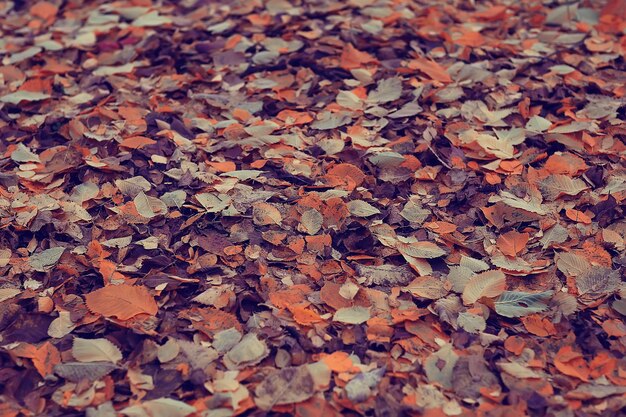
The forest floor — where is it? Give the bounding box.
[0,1,625,416]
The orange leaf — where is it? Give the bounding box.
[288,305,323,325]
[521,315,557,337]
[232,108,251,122]
[504,336,525,355]
[485,172,502,185]
[30,1,58,20]
[424,221,457,234]
[602,319,626,337]
[602,0,626,19]
[206,161,236,172]
[276,109,313,126]
[474,5,508,21]
[98,259,128,285]
[497,230,530,257]
[366,317,394,343]
[180,307,242,336]
[326,163,365,191]
[32,342,61,377]
[119,136,156,149]
[340,44,377,70]
[554,346,589,381]
[544,153,587,175]
[453,30,485,47]
[305,234,332,252]
[589,352,617,379]
[269,286,311,309]
[407,58,452,83]
[565,208,592,224]
[85,284,158,320]
[321,351,354,372]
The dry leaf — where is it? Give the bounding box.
[539,174,588,201]
[355,263,414,286]
[396,240,447,259]
[54,362,117,382]
[0,288,21,302]
[406,276,448,299]
[333,306,371,324]
[462,270,506,305]
[120,398,195,417]
[253,202,282,225]
[1,91,50,104]
[29,247,65,272]
[497,231,529,257]
[255,366,315,410]
[85,284,158,320]
[494,291,553,318]
[224,333,269,369]
[300,209,323,235]
[72,338,123,363]
[347,200,380,217]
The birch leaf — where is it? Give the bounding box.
[333,306,370,324]
[29,247,65,272]
[347,200,380,217]
[367,78,402,103]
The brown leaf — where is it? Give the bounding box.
[255,366,315,410]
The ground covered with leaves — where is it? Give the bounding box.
[0,0,625,416]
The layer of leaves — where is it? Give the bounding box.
[0,0,624,416]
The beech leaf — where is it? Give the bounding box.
[462,270,507,305]
[494,291,553,318]
[85,284,158,320]
[72,338,123,364]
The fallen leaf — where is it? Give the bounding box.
[253,202,282,225]
[494,291,553,318]
[497,230,529,257]
[406,276,448,299]
[0,91,50,104]
[121,398,195,417]
[54,362,117,382]
[333,306,370,324]
[396,240,447,259]
[72,338,123,364]
[300,209,323,235]
[119,136,157,149]
[347,200,380,217]
[85,284,158,320]
[539,175,588,201]
[224,333,269,369]
[340,44,376,69]
[462,270,506,305]
[29,247,65,272]
[255,366,315,410]
[565,208,592,224]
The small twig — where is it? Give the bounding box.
[427,143,452,169]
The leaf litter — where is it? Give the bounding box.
[0,0,625,416]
